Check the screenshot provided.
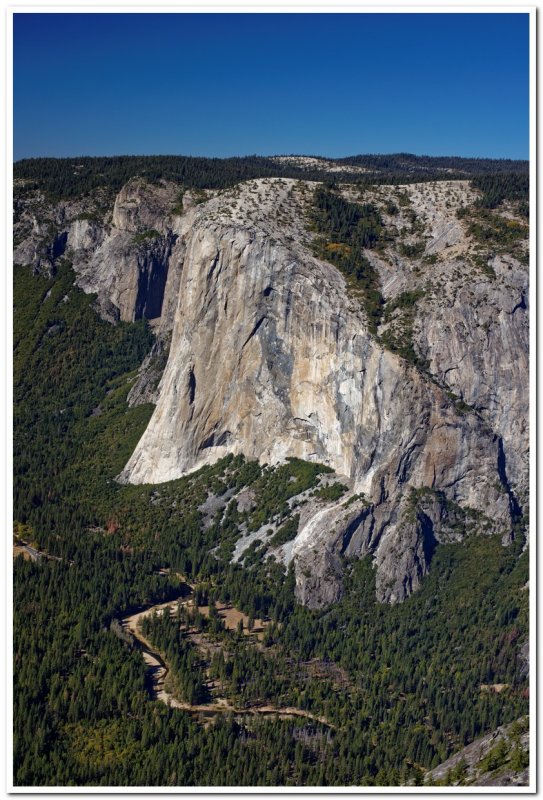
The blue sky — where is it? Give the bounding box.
[13,12,529,161]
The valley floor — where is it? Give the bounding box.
[122,581,334,728]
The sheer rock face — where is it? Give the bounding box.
[14,178,183,327]
[68,225,175,324]
[114,178,517,604]
[364,181,529,506]
[120,213,503,503]
[67,179,182,325]
[14,176,528,605]
[414,264,529,502]
[111,178,178,235]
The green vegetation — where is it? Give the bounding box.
[307,188,442,370]
[314,482,348,502]
[74,211,103,223]
[446,758,469,785]
[468,253,497,280]
[276,535,528,781]
[467,212,527,250]
[268,516,300,548]
[15,155,322,200]
[454,173,529,268]
[309,186,384,333]
[246,458,331,532]
[379,289,428,369]
[342,492,368,508]
[471,173,529,210]
[13,154,528,201]
[191,188,208,205]
[395,190,412,207]
[383,289,424,313]
[461,208,529,267]
[14,260,155,526]
[13,245,528,786]
[311,187,384,248]
[384,200,399,215]
[140,611,209,704]
[509,744,530,772]
[430,716,529,786]
[134,229,161,243]
[399,240,426,259]
[171,189,185,215]
[422,252,439,266]
[143,601,338,713]
[477,738,510,773]
[338,153,527,179]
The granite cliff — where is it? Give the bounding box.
[14,170,528,605]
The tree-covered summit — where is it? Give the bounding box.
[13,152,528,201]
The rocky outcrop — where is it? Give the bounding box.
[290,497,370,608]
[14,188,112,275]
[111,178,179,235]
[67,179,182,324]
[425,716,529,787]
[14,175,528,606]
[127,336,171,407]
[414,263,528,502]
[65,227,175,323]
[115,178,519,604]
[14,177,184,327]
[366,181,528,504]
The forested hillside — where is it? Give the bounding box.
[13,153,528,200]
[13,250,529,786]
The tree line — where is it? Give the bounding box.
[13,153,528,201]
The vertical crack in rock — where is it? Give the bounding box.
[187,366,196,406]
[242,316,267,350]
[497,436,522,526]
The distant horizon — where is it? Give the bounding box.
[14,13,529,162]
[13,151,529,164]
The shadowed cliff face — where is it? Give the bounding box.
[67,180,181,324]
[14,175,528,605]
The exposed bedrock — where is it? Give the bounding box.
[116,183,513,603]
[67,179,182,324]
[414,268,528,502]
[14,177,527,604]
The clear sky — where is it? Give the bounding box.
[13,12,529,162]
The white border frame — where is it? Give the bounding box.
[3,4,536,796]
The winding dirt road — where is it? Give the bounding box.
[122,596,334,728]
